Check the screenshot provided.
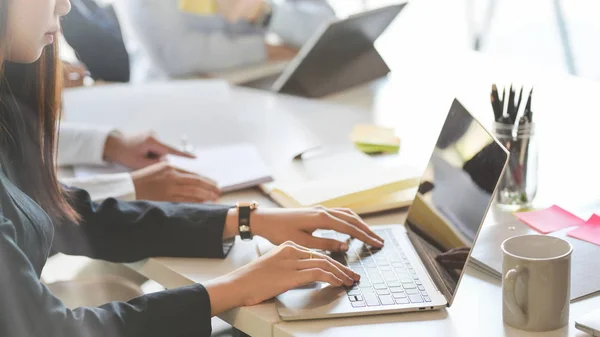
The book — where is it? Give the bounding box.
[73,143,272,193]
[260,150,420,214]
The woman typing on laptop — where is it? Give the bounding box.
[0,1,383,336]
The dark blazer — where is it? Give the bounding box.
[0,94,232,336]
[61,0,130,82]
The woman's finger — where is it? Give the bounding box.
[292,246,360,282]
[148,137,195,158]
[175,172,221,195]
[296,268,344,288]
[329,208,384,243]
[316,211,383,248]
[296,259,356,286]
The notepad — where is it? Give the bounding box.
[261,150,420,214]
[178,0,218,15]
[351,124,400,154]
[74,143,273,193]
[568,214,600,246]
[515,205,585,234]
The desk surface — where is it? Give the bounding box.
[62,30,600,337]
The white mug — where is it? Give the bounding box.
[502,235,572,332]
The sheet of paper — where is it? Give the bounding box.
[74,143,272,193]
[568,214,600,246]
[167,143,272,192]
[515,205,585,234]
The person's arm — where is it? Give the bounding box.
[57,123,116,167]
[61,0,130,82]
[52,186,234,262]
[0,216,215,337]
[268,0,336,48]
[120,0,267,77]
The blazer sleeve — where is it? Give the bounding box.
[0,216,215,337]
[52,186,235,262]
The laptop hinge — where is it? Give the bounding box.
[406,223,458,305]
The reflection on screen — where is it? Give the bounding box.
[405,99,507,302]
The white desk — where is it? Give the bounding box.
[63,50,600,336]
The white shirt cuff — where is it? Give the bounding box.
[58,123,118,167]
[60,173,137,202]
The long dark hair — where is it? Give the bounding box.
[0,1,79,223]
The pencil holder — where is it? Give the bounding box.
[492,122,538,210]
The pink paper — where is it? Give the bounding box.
[568,214,600,246]
[515,205,585,234]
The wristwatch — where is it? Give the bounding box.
[236,201,259,241]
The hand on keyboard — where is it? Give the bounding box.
[250,206,384,253]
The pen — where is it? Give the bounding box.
[525,87,534,122]
[491,84,502,121]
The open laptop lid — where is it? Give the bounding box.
[404,99,508,306]
[271,3,406,98]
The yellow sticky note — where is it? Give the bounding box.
[351,124,400,154]
[178,0,218,15]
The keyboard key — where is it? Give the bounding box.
[400,277,413,284]
[387,281,402,287]
[376,289,389,296]
[359,281,372,288]
[355,295,363,302]
[391,262,404,268]
[418,286,426,291]
[421,291,428,296]
[362,287,375,294]
[351,301,366,308]
[395,297,410,305]
[415,280,423,285]
[409,269,417,275]
[403,283,417,289]
[349,295,359,302]
[423,296,431,302]
[413,275,420,280]
[409,294,423,303]
[370,276,385,284]
[364,294,380,306]
[378,295,395,306]
[374,283,388,290]
[348,290,361,296]
[379,265,392,271]
[392,292,407,299]
[389,287,404,293]
[406,289,419,295]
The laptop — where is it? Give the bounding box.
[276,99,509,320]
[240,4,406,98]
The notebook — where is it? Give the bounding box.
[260,150,420,214]
[73,143,273,193]
[351,124,400,154]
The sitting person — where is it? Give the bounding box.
[58,123,220,203]
[0,1,385,336]
[114,0,336,81]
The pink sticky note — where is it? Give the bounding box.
[515,205,585,234]
[568,214,600,246]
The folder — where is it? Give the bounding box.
[260,150,420,214]
[178,0,218,15]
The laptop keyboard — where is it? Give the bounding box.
[322,228,431,308]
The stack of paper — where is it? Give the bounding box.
[178,0,218,15]
[351,124,400,154]
[74,143,272,193]
[261,150,420,214]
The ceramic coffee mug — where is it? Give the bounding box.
[502,234,572,331]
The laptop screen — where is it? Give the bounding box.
[404,99,508,304]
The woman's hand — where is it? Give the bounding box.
[103,131,194,170]
[131,162,220,203]
[205,241,361,315]
[224,207,384,252]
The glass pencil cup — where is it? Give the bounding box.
[492,122,538,210]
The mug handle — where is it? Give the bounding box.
[503,266,528,325]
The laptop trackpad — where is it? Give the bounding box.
[276,282,349,319]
